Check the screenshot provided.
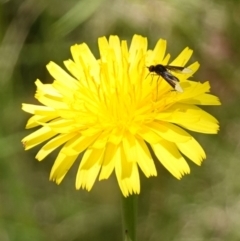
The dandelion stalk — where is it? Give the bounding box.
[121,195,137,241]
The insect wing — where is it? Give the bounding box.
[161,71,183,92]
[174,82,183,92]
[165,65,192,74]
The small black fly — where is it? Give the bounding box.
[147,64,191,92]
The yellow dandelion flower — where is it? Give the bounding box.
[22,35,220,197]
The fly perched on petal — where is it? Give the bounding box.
[22,35,221,197]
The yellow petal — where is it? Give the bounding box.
[176,137,206,165]
[122,132,137,162]
[76,164,101,191]
[65,133,101,154]
[80,147,105,170]
[157,103,220,134]
[36,132,77,161]
[26,113,58,129]
[135,138,157,177]
[22,126,57,150]
[70,44,82,67]
[76,147,104,190]
[129,35,147,65]
[162,53,170,65]
[46,61,77,87]
[75,43,98,70]
[39,118,77,133]
[22,104,54,114]
[148,121,191,143]
[138,125,162,144]
[179,81,211,100]
[99,142,118,180]
[151,140,190,179]
[35,79,61,98]
[181,93,221,106]
[64,59,83,80]
[117,163,140,197]
[109,35,122,67]
[115,144,140,197]
[50,152,79,183]
[146,39,167,65]
[52,79,78,99]
[170,47,193,66]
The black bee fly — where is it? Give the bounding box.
[147,64,190,92]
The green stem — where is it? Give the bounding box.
[121,194,138,241]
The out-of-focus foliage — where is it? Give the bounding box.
[0,0,239,240]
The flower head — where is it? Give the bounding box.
[22,35,220,197]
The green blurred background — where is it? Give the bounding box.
[1,0,240,240]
